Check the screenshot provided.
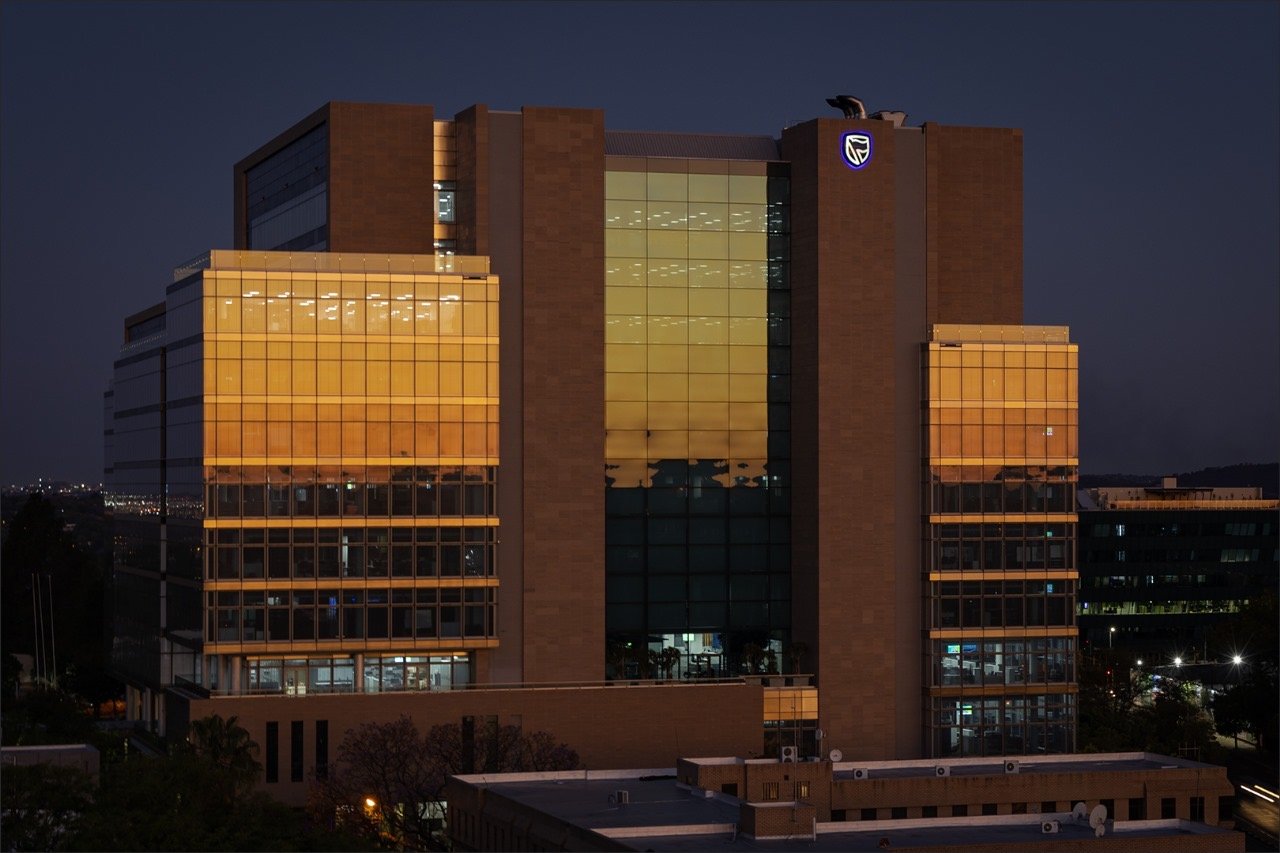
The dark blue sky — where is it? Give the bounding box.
[2,1,1276,484]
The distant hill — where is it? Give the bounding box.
[1079,463,1279,499]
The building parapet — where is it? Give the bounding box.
[203,248,489,276]
[930,324,1071,344]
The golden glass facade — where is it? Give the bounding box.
[603,164,794,678]
[195,251,499,677]
[605,170,771,487]
[924,325,1079,756]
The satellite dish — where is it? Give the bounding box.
[1071,802,1088,821]
[1090,804,1108,830]
[1095,823,1106,837]
[829,749,843,762]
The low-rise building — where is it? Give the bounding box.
[447,751,1241,851]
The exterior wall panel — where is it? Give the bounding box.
[925,125,1023,325]
[327,103,435,253]
[520,107,606,681]
[783,118,903,760]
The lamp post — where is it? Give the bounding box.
[1229,655,1244,749]
[1108,626,1115,650]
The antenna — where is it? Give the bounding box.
[1090,804,1108,836]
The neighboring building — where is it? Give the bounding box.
[1078,478,1279,660]
[1,744,101,784]
[104,98,1077,791]
[446,753,1241,852]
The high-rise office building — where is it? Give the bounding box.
[105,100,1076,796]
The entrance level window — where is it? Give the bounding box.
[932,694,1074,756]
[247,657,356,695]
[249,655,476,695]
[764,719,817,759]
[363,654,471,693]
[606,631,786,680]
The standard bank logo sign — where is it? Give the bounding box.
[841,131,872,171]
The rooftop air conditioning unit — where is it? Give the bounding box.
[613,790,630,805]
[781,746,799,763]
[852,768,871,780]
[934,765,950,777]
[1004,760,1020,774]
[1041,820,1060,834]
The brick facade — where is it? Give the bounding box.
[192,680,762,807]
[518,107,606,682]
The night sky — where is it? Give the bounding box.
[1,1,1276,485]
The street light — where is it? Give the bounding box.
[1109,626,1115,650]
[1232,655,1243,665]
[1174,656,1182,667]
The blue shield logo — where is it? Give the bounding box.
[841,131,872,170]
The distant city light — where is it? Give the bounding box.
[1232,655,1243,665]
[1174,657,1182,666]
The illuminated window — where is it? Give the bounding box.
[435,181,456,223]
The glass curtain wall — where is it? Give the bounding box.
[196,251,499,693]
[924,325,1079,756]
[604,164,791,679]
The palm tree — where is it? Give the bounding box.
[185,713,262,794]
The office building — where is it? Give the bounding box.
[104,98,1076,791]
[1078,478,1279,660]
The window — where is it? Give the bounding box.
[435,181,456,223]
[891,806,908,819]
[922,805,938,818]
[1161,797,1176,819]
[265,722,279,783]
[1190,796,1205,822]
[861,808,878,821]
[721,783,738,797]
[982,803,997,816]
[290,721,304,782]
[796,781,810,799]
[1041,800,1057,813]
[1128,797,1146,820]
[316,720,328,779]
[1012,802,1027,814]
[952,805,968,817]
[763,781,779,801]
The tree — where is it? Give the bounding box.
[309,716,579,850]
[657,646,682,679]
[1076,655,1218,760]
[1,762,95,852]
[182,713,263,799]
[1209,590,1279,756]
[786,641,809,675]
[67,743,366,851]
[0,492,110,702]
